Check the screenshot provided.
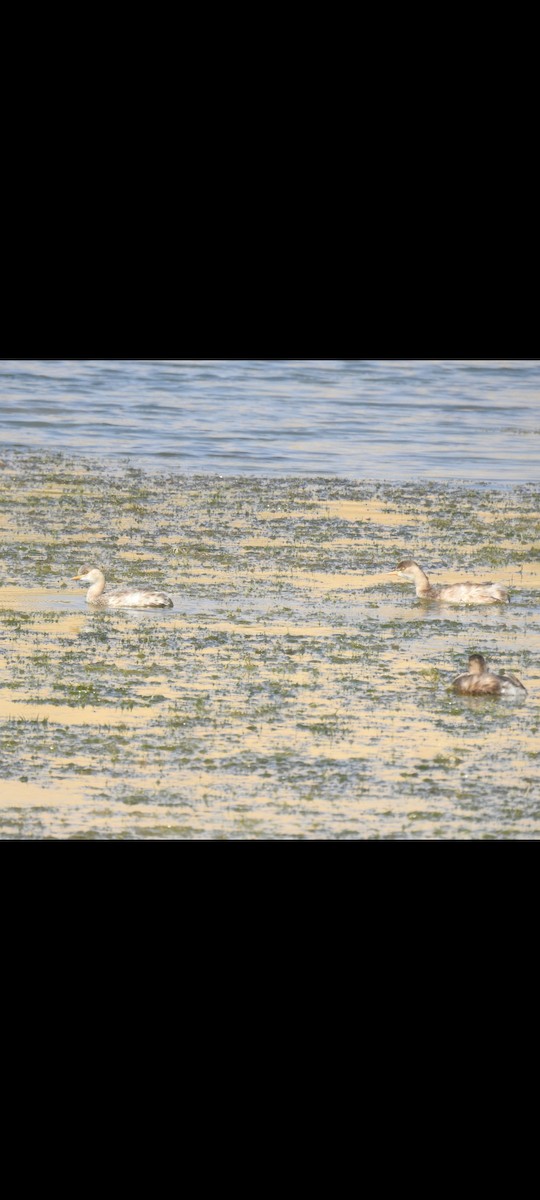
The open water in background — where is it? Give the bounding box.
[0,359,539,481]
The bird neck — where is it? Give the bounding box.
[86,573,106,601]
[411,565,430,595]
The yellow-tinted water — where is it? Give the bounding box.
[0,458,539,837]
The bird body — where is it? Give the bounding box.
[392,560,508,604]
[72,568,173,608]
[451,653,526,696]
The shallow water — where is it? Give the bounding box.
[1,360,539,838]
[0,457,539,838]
[1,359,539,480]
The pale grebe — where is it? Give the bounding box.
[392,560,509,604]
[451,653,526,696]
[72,567,173,608]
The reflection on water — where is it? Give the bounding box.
[0,359,539,480]
[454,693,528,709]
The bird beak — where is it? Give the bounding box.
[72,573,83,580]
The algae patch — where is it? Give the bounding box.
[1,454,539,838]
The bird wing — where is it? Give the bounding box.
[500,671,527,691]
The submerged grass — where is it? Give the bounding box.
[0,451,539,838]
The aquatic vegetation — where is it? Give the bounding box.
[0,451,539,838]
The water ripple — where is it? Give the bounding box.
[0,360,539,481]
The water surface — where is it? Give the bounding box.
[1,363,539,838]
[1,463,539,838]
[1,360,539,480]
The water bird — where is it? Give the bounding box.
[391,560,509,604]
[72,567,173,608]
[451,653,526,696]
